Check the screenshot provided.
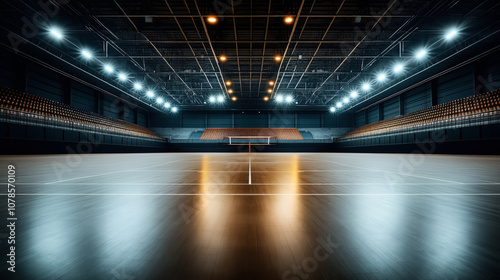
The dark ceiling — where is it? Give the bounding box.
[1,0,499,112]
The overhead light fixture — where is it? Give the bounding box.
[49,27,63,39]
[81,49,93,59]
[276,95,284,103]
[330,107,336,113]
[285,95,293,103]
[350,91,359,98]
[376,73,387,82]
[336,102,342,108]
[156,97,164,104]
[343,97,350,104]
[263,96,269,101]
[274,55,282,62]
[393,63,405,74]
[217,95,224,103]
[209,96,216,103]
[207,16,218,24]
[226,81,232,86]
[219,55,227,62]
[133,82,142,90]
[269,81,275,86]
[171,107,178,113]
[284,16,294,24]
[232,96,237,101]
[118,73,127,81]
[415,48,428,60]
[445,28,459,41]
[146,90,155,98]
[228,89,234,94]
[268,89,273,93]
[103,64,114,74]
[362,82,371,91]
[164,102,171,108]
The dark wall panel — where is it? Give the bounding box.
[208,112,232,128]
[26,64,65,103]
[436,66,473,104]
[137,111,148,127]
[297,113,321,128]
[404,84,431,114]
[383,97,400,120]
[102,94,120,119]
[355,111,365,128]
[182,112,205,127]
[235,112,267,127]
[367,106,379,124]
[269,112,294,127]
[71,82,96,112]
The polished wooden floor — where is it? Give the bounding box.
[1,153,500,280]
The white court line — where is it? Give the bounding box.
[304,157,465,184]
[44,160,186,185]
[249,156,252,185]
[6,182,464,185]
[4,193,500,196]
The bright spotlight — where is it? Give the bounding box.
[228,89,234,94]
[343,97,350,104]
[336,102,342,108]
[171,107,178,113]
[350,91,359,98]
[209,96,216,103]
[415,48,427,60]
[217,95,224,103]
[445,28,459,41]
[146,90,155,98]
[133,82,142,90]
[164,102,171,108]
[329,107,336,113]
[285,95,293,103]
[393,63,405,74]
[276,95,284,103]
[49,28,63,39]
[81,49,93,59]
[207,16,218,24]
[376,73,387,82]
[156,97,164,104]
[362,83,371,91]
[103,64,114,73]
[118,73,127,81]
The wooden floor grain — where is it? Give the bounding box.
[0,153,499,279]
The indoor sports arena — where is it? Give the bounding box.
[1,0,500,279]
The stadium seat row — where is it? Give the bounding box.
[0,87,163,140]
[200,128,303,140]
[340,89,500,139]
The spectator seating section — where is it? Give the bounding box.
[0,87,163,140]
[201,128,303,140]
[340,89,500,140]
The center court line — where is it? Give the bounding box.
[5,193,500,196]
[8,182,500,185]
[249,156,252,185]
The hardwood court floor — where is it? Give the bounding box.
[0,153,499,280]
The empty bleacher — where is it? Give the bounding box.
[151,128,204,139]
[201,128,303,140]
[339,89,500,140]
[0,87,163,140]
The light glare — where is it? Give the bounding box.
[362,83,371,91]
[350,91,358,98]
[276,95,284,102]
[445,28,458,40]
[330,107,336,113]
[118,73,127,81]
[171,107,178,113]
[336,102,342,108]
[285,95,293,103]
[81,49,92,59]
[49,28,63,39]
[393,63,404,73]
[156,97,164,104]
[146,91,155,98]
[377,73,387,82]
[415,48,427,59]
[133,83,142,90]
[104,64,114,73]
